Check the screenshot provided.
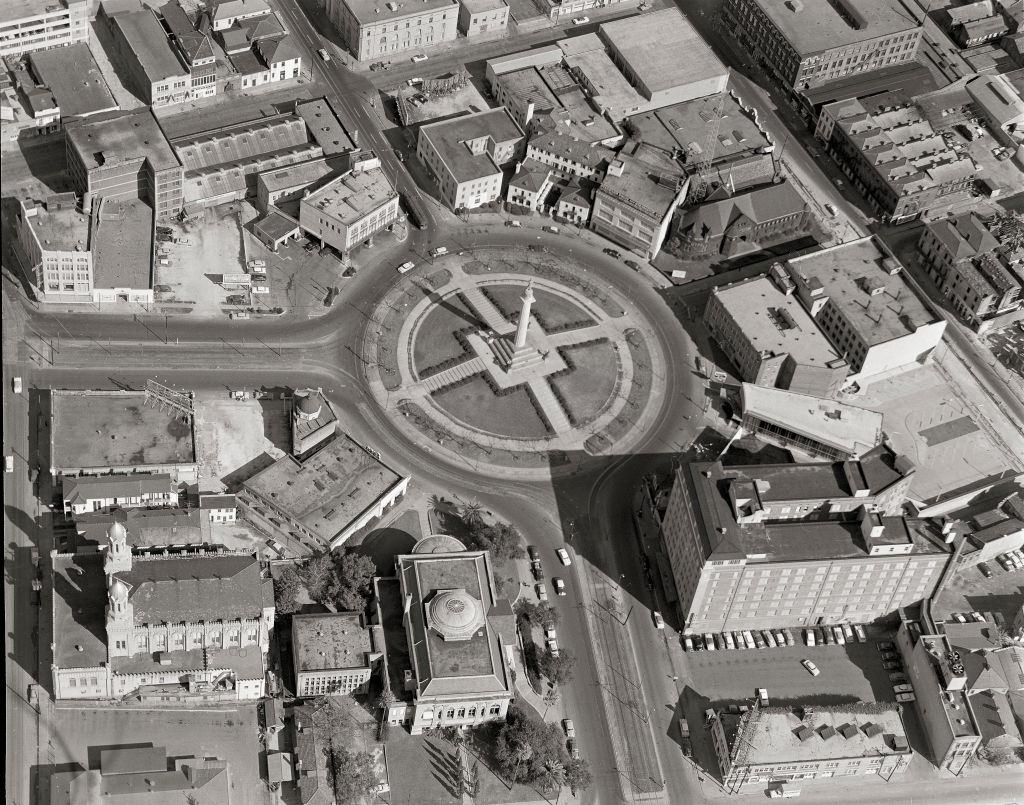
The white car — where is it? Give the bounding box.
[571,15,589,24]
[895,692,916,703]
[5,455,13,473]
[801,659,820,677]
[704,633,716,651]
[853,624,867,642]
[723,632,736,650]
[429,246,448,258]
[832,625,846,645]
[397,261,416,274]
[825,203,838,216]
[407,77,423,87]
[652,611,665,629]
[411,53,428,63]
[805,628,816,647]
[563,718,575,738]
[12,377,22,393]
[318,48,330,62]
[556,548,571,566]
[546,637,560,656]
[536,583,548,602]
[553,578,566,596]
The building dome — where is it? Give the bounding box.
[412,534,467,554]
[107,520,127,544]
[109,577,128,601]
[427,589,485,641]
[294,390,322,420]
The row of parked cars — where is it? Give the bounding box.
[683,623,869,652]
[877,640,916,703]
[995,549,1024,572]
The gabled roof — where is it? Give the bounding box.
[680,182,807,239]
[509,158,551,192]
[64,473,174,504]
[258,34,301,66]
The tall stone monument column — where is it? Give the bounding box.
[515,284,535,349]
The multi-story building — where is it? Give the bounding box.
[591,153,688,259]
[710,703,912,792]
[457,0,508,37]
[816,91,976,223]
[299,156,400,260]
[917,212,1023,331]
[237,433,410,551]
[661,447,946,633]
[62,473,179,516]
[724,0,922,92]
[99,2,193,108]
[16,195,93,302]
[894,621,981,773]
[784,237,947,383]
[704,272,849,399]
[256,158,337,212]
[379,536,515,734]
[327,0,459,62]
[291,612,382,697]
[65,107,184,220]
[290,387,339,458]
[417,108,524,210]
[679,182,811,260]
[52,522,275,701]
[199,493,237,524]
[0,0,89,58]
[159,0,218,99]
[28,44,120,124]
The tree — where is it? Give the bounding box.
[538,758,566,794]
[494,704,567,783]
[474,522,525,561]
[565,758,593,794]
[334,550,376,611]
[300,551,338,605]
[376,686,396,742]
[539,649,576,686]
[329,746,378,804]
[460,501,485,530]
[465,760,481,800]
[429,494,456,524]
[273,567,302,614]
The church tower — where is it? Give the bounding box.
[103,521,132,578]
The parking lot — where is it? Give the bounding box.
[685,640,899,708]
[935,561,1024,627]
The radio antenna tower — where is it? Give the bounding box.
[144,378,194,422]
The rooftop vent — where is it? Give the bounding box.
[795,726,814,742]
[838,723,859,739]
[863,723,883,738]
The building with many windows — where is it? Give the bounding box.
[709,703,912,792]
[917,212,1023,332]
[724,0,922,92]
[457,0,508,37]
[291,612,382,697]
[298,156,400,261]
[16,195,93,302]
[417,108,524,210]
[327,0,459,62]
[783,237,947,383]
[62,473,179,516]
[377,536,515,734]
[660,447,944,633]
[704,272,849,399]
[159,0,218,99]
[0,0,89,58]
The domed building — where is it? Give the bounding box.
[291,388,338,458]
[380,545,516,734]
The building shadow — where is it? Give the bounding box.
[422,736,464,798]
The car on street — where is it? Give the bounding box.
[978,561,993,578]
[895,692,916,703]
[603,248,621,258]
[6,455,14,473]
[556,547,571,566]
[801,659,820,676]
[530,560,544,580]
[13,377,22,393]
[398,260,416,274]
[567,737,580,759]
[318,48,330,61]
[653,611,665,629]
[429,246,448,258]
[411,53,428,63]
[543,225,560,234]
[624,259,640,271]
[882,661,902,671]
[407,77,422,87]
[536,583,548,602]
[504,220,522,227]
[553,577,566,596]
[894,684,914,693]
[571,16,589,25]
[563,719,575,738]
[527,546,539,561]
[824,203,838,216]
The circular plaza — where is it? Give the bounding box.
[364,248,668,471]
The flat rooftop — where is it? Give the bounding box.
[53,553,108,669]
[109,6,189,84]
[742,383,884,456]
[599,9,727,96]
[293,613,373,672]
[712,276,844,369]
[729,704,909,765]
[560,36,646,118]
[259,158,336,193]
[51,390,196,471]
[750,0,921,56]
[643,90,770,163]
[1,0,78,22]
[66,108,181,173]
[419,108,523,183]
[295,98,356,154]
[787,237,939,345]
[302,166,397,224]
[29,43,118,119]
[23,200,90,252]
[599,153,679,217]
[241,434,402,543]
[92,198,153,290]
[341,0,458,25]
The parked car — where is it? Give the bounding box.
[805,628,816,647]
[775,629,789,647]
[411,53,428,63]
[566,737,580,759]
[832,626,846,645]
[801,659,820,677]
[883,661,902,671]
[563,719,575,738]
[536,583,548,602]
[756,688,769,706]
[505,220,522,228]
[878,641,895,651]
[753,631,766,649]
[893,684,914,693]
[691,634,705,651]
[762,630,777,648]
[683,635,694,652]
[553,578,566,596]
[556,547,571,566]
[734,632,746,649]
[970,612,985,622]
[843,624,855,643]
[397,261,416,274]
[545,628,559,656]
[266,538,285,557]
[822,627,834,645]
[742,630,756,650]
[854,624,867,642]
[624,259,640,271]
[603,248,621,258]
[704,633,716,651]
[571,15,589,24]
[895,692,916,703]
[429,246,448,258]
[407,77,423,87]
[530,560,544,580]
[889,672,908,683]
[953,613,968,624]
[977,562,994,578]
[723,632,736,650]
[825,203,838,216]
[527,546,539,561]
[653,611,665,629]
[12,377,22,393]
[318,48,330,61]
[543,225,560,234]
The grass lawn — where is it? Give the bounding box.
[549,340,620,424]
[483,284,595,333]
[412,292,481,375]
[431,374,550,439]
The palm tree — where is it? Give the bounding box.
[461,501,485,529]
[538,758,566,795]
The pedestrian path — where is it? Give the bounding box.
[461,285,514,335]
[527,379,572,434]
[419,356,488,392]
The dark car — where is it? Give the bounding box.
[624,259,640,271]
[527,546,539,561]
[342,267,357,277]
[882,661,902,671]
[603,248,621,258]
[530,560,544,581]
[691,634,705,651]
[978,561,994,578]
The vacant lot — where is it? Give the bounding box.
[193,393,286,488]
[413,293,482,376]
[52,391,194,470]
[432,375,550,439]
